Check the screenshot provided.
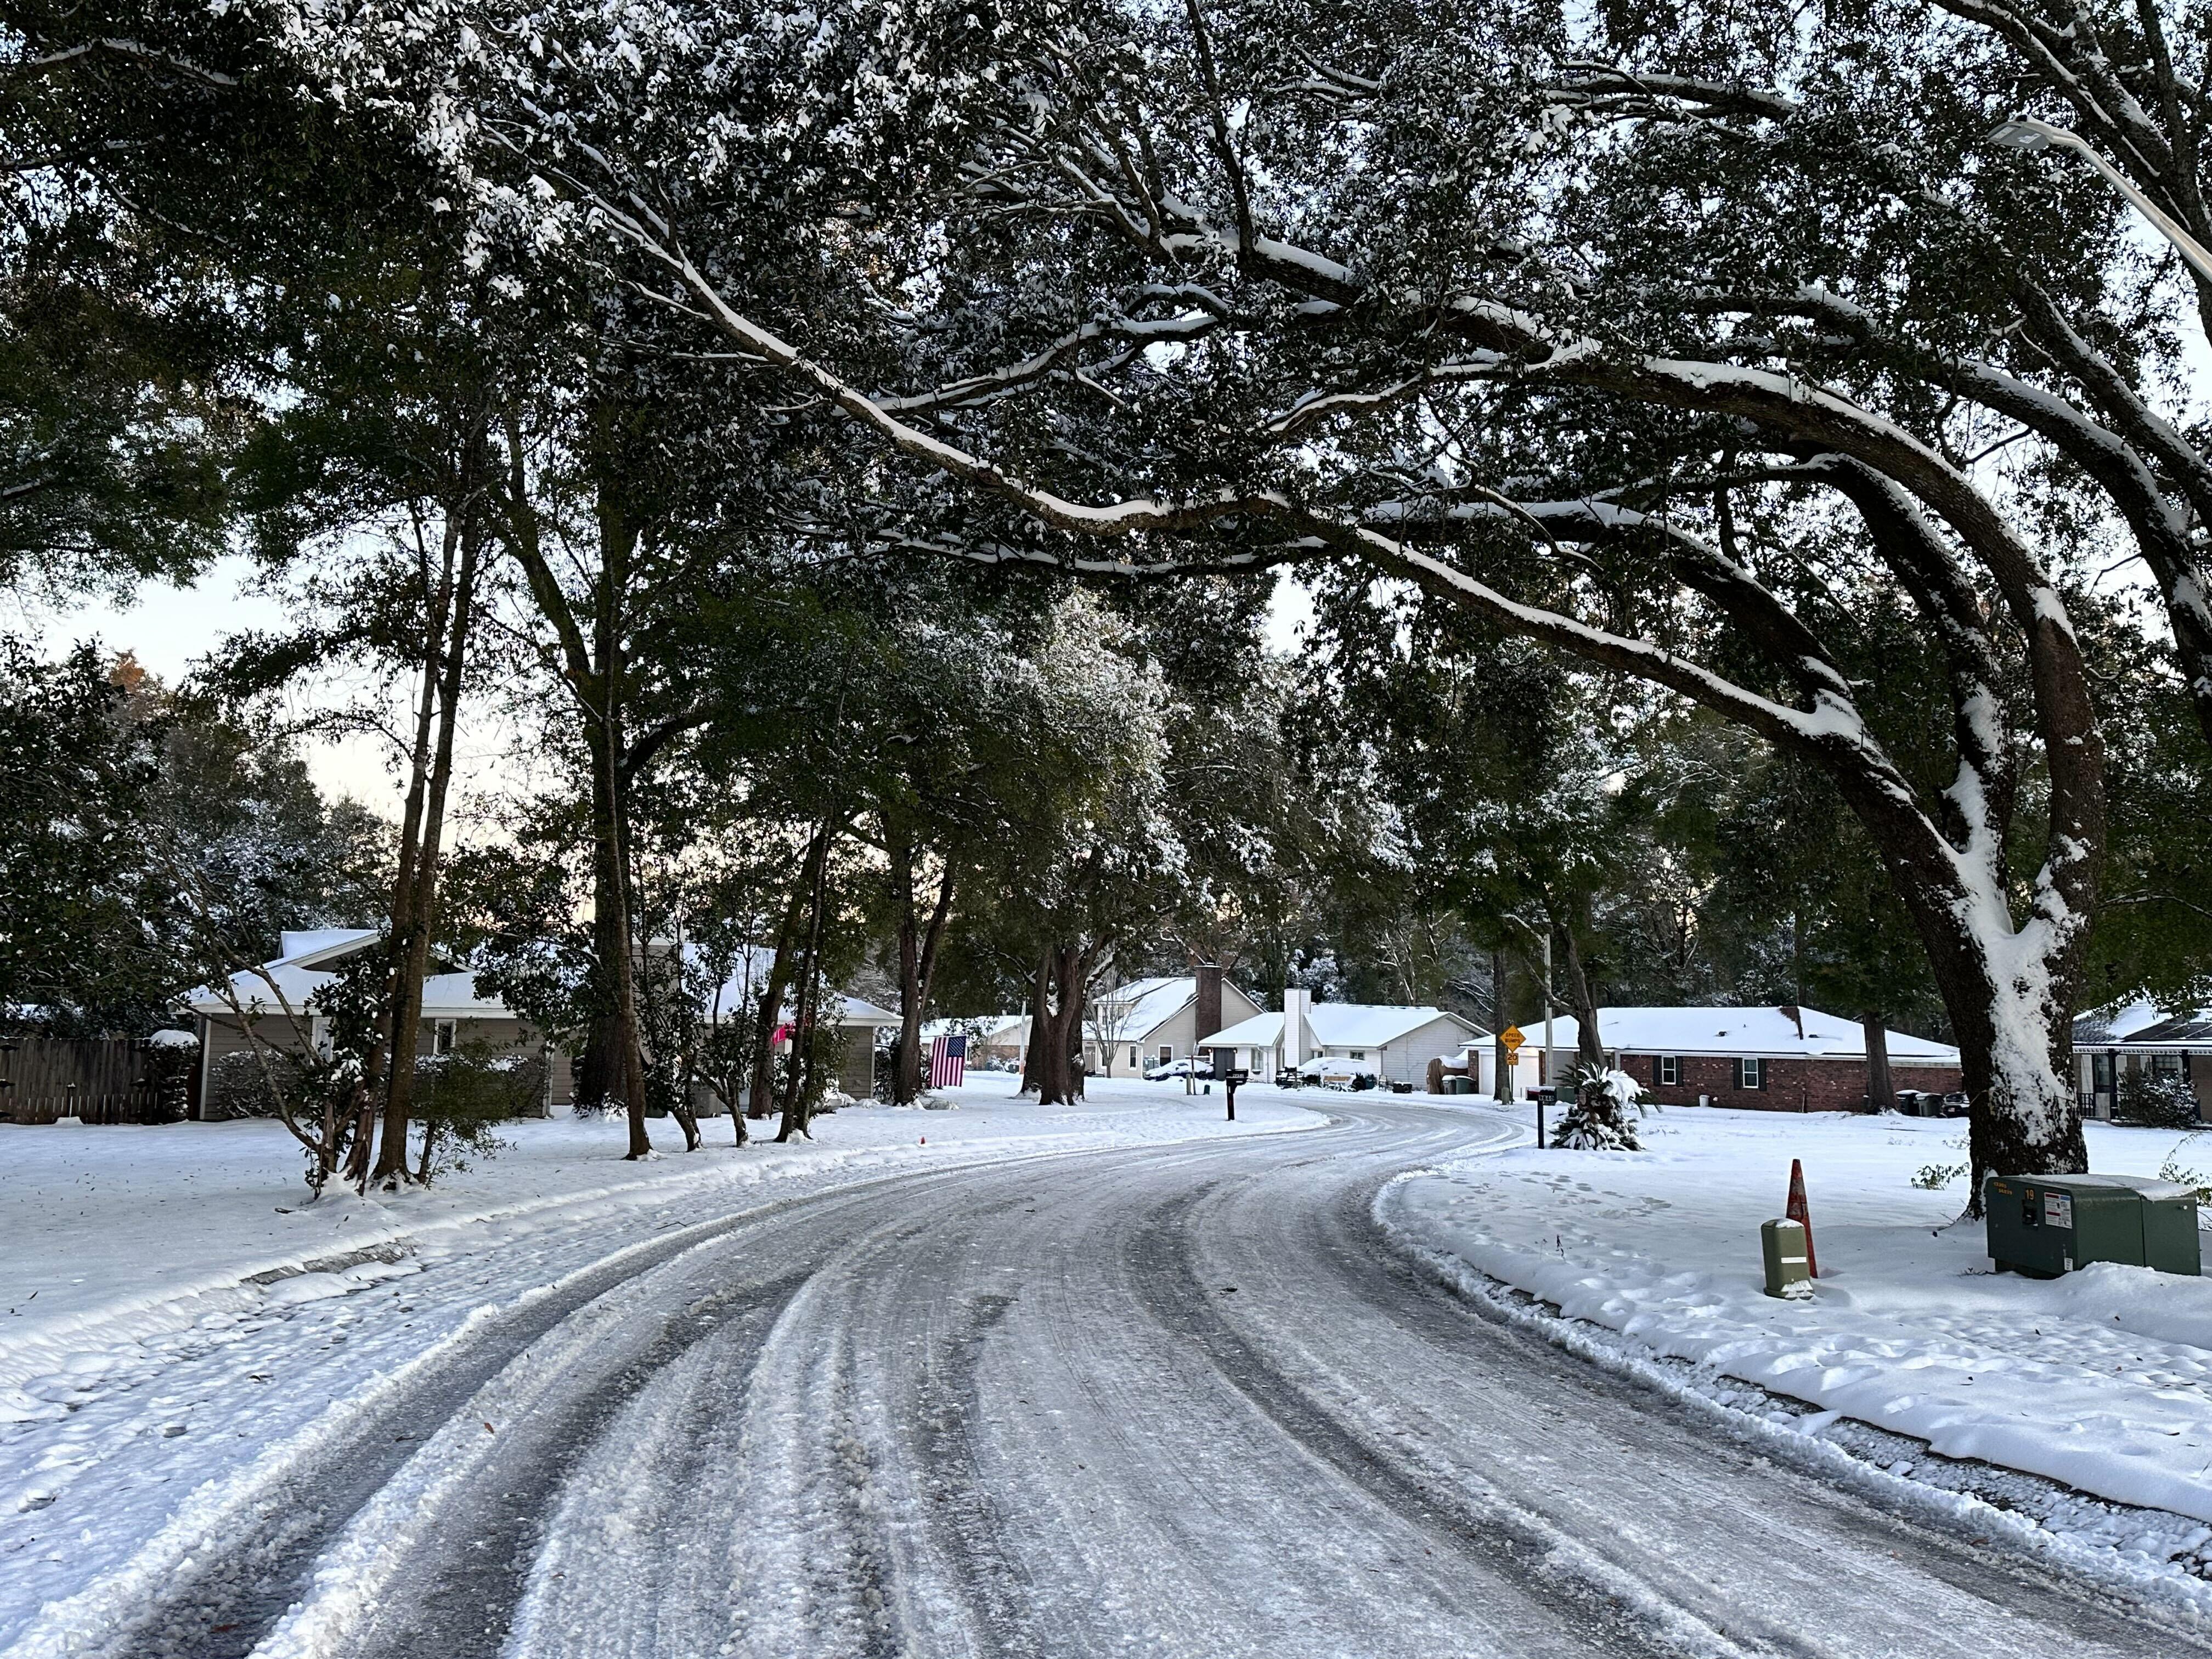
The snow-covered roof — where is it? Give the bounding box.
[698,944,901,1028]
[922,1014,1028,1042]
[1492,1006,1960,1063]
[1093,975,1198,1039]
[2075,1001,2212,1048]
[1310,1003,1481,1049]
[277,928,380,967]
[831,992,902,1027]
[1207,1005,1482,1052]
[1206,1011,1284,1048]
[185,931,508,1021]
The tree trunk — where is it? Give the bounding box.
[374,514,482,1187]
[747,843,815,1120]
[1549,909,1639,1150]
[1020,951,1051,1096]
[777,820,836,1143]
[896,859,956,1099]
[1027,944,1087,1106]
[342,510,459,1188]
[1862,1013,1893,1115]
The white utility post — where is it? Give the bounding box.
[1991,118,2212,287]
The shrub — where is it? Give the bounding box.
[205,1047,300,1120]
[2115,1068,2202,1129]
[413,1048,540,1182]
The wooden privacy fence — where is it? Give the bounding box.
[0,1037,197,1125]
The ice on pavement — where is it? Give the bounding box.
[1385,1104,2212,1524]
[0,1075,1318,1656]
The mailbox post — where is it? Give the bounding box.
[1534,1085,1556,1149]
[1223,1068,1248,1120]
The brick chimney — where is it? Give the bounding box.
[1195,964,1224,1042]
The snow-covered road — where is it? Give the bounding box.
[16,1099,2209,1659]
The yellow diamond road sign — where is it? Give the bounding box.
[1500,1025,1524,1056]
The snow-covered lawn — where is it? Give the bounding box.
[1,1073,1312,1398]
[1383,1103,2212,1526]
[0,1072,1319,1653]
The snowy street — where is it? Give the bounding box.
[8,1087,2210,1659]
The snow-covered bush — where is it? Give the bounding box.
[410,1050,540,1183]
[205,1048,297,1120]
[2115,1069,2202,1129]
[1552,1065,1646,1152]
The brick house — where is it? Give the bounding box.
[1531,1006,1962,1112]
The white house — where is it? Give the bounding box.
[1206,988,1486,1085]
[1090,973,1266,1077]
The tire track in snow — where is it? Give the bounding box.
[904,1290,1031,1658]
[332,1269,810,1659]
[1121,1185,1684,1658]
[87,1181,901,1659]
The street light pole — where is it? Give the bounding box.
[1991,117,2212,287]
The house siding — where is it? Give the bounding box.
[1095,981,1264,1076]
[1379,1017,1479,1085]
[195,1011,568,1116]
[1621,1051,1959,1112]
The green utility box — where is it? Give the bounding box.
[1984,1172,2202,1278]
[1762,1217,1813,1299]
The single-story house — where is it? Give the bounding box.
[184,928,569,1116]
[1520,1006,1961,1111]
[703,946,904,1099]
[2073,1002,2212,1122]
[1090,972,1267,1077]
[1207,987,1486,1085]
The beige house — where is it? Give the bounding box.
[184,928,569,1116]
[1089,973,1266,1077]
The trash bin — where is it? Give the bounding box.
[1984,1172,2202,1277]
[1443,1075,1475,1095]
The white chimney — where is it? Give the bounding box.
[1282,987,1312,1069]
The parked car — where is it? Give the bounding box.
[1295,1056,1379,1091]
[1144,1058,1215,1081]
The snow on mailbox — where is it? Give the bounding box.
[1984,1172,2201,1278]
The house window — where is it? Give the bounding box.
[1736,1057,1765,1090]
[2153,1053,2185,1080]
[1129,1047,1139,1068]
[1656,1056,1680,1087]
[433,1020,458,1056]
[1348,1050,1367,1061]
[1159,1045,1173,1065]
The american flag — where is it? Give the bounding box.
[927,1032,967,1089]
